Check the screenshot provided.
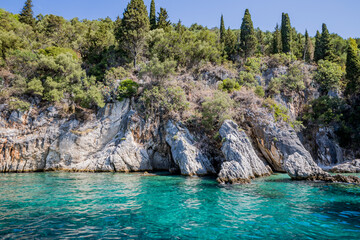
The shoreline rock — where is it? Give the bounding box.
[217,120,272,184]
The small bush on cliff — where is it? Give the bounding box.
[27,78,44,96]
[9,97,30,112]
[139,56,177,80]
[140,85,188,116]
[218,78,241,93]
[202,91,234,130]
[263,98,289,123]
[117,79,139,101]
[267,62,305,95]
[238,71,257,87]
[254,85,265,98]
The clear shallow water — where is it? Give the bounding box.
[0,173,360,239]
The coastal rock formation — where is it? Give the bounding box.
[330,159,360,173]
[249,112,329,180]
[217,120,272,184]
[315,128,343,167]
[165,120,215,176]
[0,100,213,175]
[0,100,153,172]
[1,98,359,185]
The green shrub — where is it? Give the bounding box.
[9,97,30,112]
[314,60,344,94]
[267,53,297,68]
[140,86,188,115]
[302,96,345,126]
[263,98,290,123]
[254,85,265,98]
[268,77,282,95]
[117,79,139,101]
[267,63,305,95]
[27,78,44,96]
[238,71,257,87]
[218,78,241,93]
[140,56,177,80]
[39,47,78,60]
[202,91,234,130]
[104,67,128,83]
[244,57,262,74]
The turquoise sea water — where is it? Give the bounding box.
[0,173,360,239]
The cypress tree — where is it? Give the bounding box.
[321,23,332,60]
[314,30,322,62]
[281,13,292,53]
[149,0,156,30]
[19,0,35,26]
[303,30,314,62]
[220,15,225,43]
[175,20,185,34]
[240,9,257,58]
[345,38,360,95]
[224,27,237,60]
[157,7,171,31]
[117,0,150,68]
[272,24,282,54]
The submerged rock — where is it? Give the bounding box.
[165,120,215,176]
[217,120,272,184]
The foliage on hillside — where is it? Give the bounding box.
[1,0,360,148]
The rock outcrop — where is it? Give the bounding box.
[330,160,360,173]
[217,120,272,184]
[249,112,329,180]
[165,120,215,176]
[315,128,343,167]
[1,98,359,185]
[0,100,215,176]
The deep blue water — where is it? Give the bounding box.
[0,172,360,239]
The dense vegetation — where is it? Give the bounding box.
[1,0,360,148]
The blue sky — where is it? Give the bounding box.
[2,0,359,38]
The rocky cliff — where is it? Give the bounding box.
[0,99,359,184]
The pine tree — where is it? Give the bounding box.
[272,24,282,54]
[303,30,314,62]
[150,0,156,30]
[157,7,171,31]
[314,30,322,62]
[281,13,292,53]
[345,38,360,95]
[240,9,257,58]
[19,0,35,26]
[117,0,150,68]
[220,15,225,43]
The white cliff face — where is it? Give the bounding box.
[0,101,214,176]
[0,100,153,172]
[217,120,272,184]
[165,120,215,176]
[1,99,358,184]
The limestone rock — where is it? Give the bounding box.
[330,159,360,173]
[165,120,215,176]
[315,127,343,167]
[251,113,328,180]
[217,120,272,184]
